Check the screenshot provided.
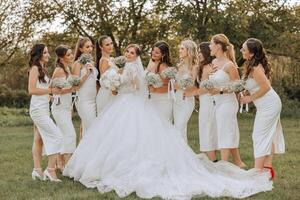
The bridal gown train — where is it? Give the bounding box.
[63,58,272,199]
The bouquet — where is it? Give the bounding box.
[176,74,194,100]
[176,74,194,90]
[228,80,246,92]
[78,53,93,65]
[113,56,126,68]
[50,78,68,105]
[200,79,215,90]
[161,67,177,79]
[67,75,81,86]
[100,68,122,92]
[67,75,81,101]
[145,72,163,99]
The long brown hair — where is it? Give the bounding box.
[244,38,271,79]
[28,43,48,83]
[55,45,70,76]
[198,42,215,82]
[211,34,237,66]
[74,37,92,61]
[151,41,172,73]
[95,35,110,79]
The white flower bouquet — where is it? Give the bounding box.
[100,68,122,92]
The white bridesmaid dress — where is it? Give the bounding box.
[199,93,218,152]
[75,66,98,134]
[29,76,62,155]
[245,78,285,158]
[96,57,117,116]
[149,92,173,122]
[63,58,272,200]
[51,76,76,154]
[209,65,240,149]
[173,72,195,142]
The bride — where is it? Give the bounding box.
[63,44,272,199]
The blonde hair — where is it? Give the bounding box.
[74,36,92,61]
[211,34,237,66]
[179,39,199,70]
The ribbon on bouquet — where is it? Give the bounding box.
[239,92,249,113]
[167,79,176,102]
[70,92,78,111]
[52,94,61,106]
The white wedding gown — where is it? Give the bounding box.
[64,58,272,199]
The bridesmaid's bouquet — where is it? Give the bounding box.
[145,71,163,99]
[67,75,81,101]
[50,78,68,105]
[161,67,177,80]
[78,53,93,65]
[67,75,81,86]
[100,68,122,92]
[200,79,215,90]
[176,74,194,100]
[113,56,126,68]
[228,80,246,92]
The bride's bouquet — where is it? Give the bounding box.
[113,56,126,69]
[67,75,81,101]
[145,71,163,99]
[50,77,68,105]
[200,79,215,90]
[161,67,177,80]
[100,68,122,92]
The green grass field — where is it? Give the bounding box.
[0,111,299,200]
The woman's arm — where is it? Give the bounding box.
[52,68,73,94]
[240,65,271,104]
[28,66,60,95]
[71,61,91,88]
[149,63,169,93]
[208,62,239,95]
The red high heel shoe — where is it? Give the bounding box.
[264,166,275,180]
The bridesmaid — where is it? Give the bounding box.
[72,37,97,139]
[173,39,198,142]
[208,34,245,167]
[240,38,285,179]
[147,41,173,122]
[186,42,218,161]
[51,45,77,171]
[95,35,117,115]
[28,43,63,182]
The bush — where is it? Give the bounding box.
[0,84,30,108]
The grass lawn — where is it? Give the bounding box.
[0,112,299,200]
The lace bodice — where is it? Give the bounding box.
[118,62,139,94]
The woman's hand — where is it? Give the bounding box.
[240,95,252,104]
[71,85,80,92]
[112,90,118,95]
[148,86,156,93]
[51,87,62,95]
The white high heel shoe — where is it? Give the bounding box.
[32,168,44,181]
[43,168,62,182]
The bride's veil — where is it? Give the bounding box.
[133,56,148,97]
